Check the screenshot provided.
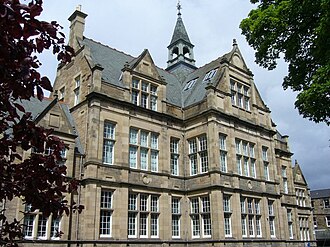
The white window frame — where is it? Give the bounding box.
[23,208,61,240]
[170,138,179,176]
[183,78,198,90]
[103,122,116,165]
[219,134,227,172]
[326,216,330,227]
[224,215,232,237]
[131,78,158,111]
[190,196,211,238]
[203,68,218,82]
[230,79,250,110]
[73,75,80,106]
[236,139,256,178]
[129,128,159,172]
[100,190,113,238]
[188,135,208,175]
[171,197,181,238]
[241,216,247,237]
[128,193,159,239]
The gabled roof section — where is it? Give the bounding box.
[227,40,250,71]
[169,15,192,47]
[129,49,163,82]
[82,37,183,107]
[181,56,224,107]
[20,97,84,154]
[293,162,308,186]
[21,97,53,121]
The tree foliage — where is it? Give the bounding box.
[0,0,81,245]
[240,0,330,125]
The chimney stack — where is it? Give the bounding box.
[68,6,88,51]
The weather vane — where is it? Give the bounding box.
[177,0,182,15]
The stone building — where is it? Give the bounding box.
[9,5,315,247]
[311,189,330,246]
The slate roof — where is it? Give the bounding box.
[20,97,53,121]
[311,189,330,199]
[181,56,226,107]
[20,97,84,154]
[60,103,84,154]
[82,38,133,88]
[81,37,237,109]
[169,15,192,46]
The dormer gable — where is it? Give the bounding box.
[128,49,163,82]
[293,162,308,186]
[25,98,77,137]
[227,39,250,72]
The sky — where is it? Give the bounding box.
[38,0,329,190]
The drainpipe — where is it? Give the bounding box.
[75,153,84,245]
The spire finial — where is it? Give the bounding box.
[177,0,182,16]
[233,38,237,46]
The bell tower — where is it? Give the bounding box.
[166,1,197,78]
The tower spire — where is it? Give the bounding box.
[166,1,196,77]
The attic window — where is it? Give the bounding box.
[203,68,218,82]
[183,78,198,91]
[230,79,250,111]
[131,78,158,111]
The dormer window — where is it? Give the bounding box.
[131,78,157,111]
[230,79,250,111]
[183,78,198,91]
[203,68,218,82]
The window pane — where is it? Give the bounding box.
[128,213,137,237]
[132,79,139,89]
[150,133,158,149]
[140,148,148,170]
[129,146,137,168]
[140,194,148,211]
[151,151,158,172]
[191,198,199,213]
[101,191,112,209]
[151,214,158,236]
[140,131,148,147]
[37,216,47,238]
[151,195,158,212]
[100,211,112,236]
[190,154,197,175]
[128,194,137,211]
[23,215,34,238]
[129,129,138,144]
[104,122,115,139]
[200,151,208,173]
[103,140,114,164]
[139,213,148,236]
[51,217,61,239]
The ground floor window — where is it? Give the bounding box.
[23,205,61,240]
[128,193,159,238]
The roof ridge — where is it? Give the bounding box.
[197,55,226,70]
[84,37,136,60]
